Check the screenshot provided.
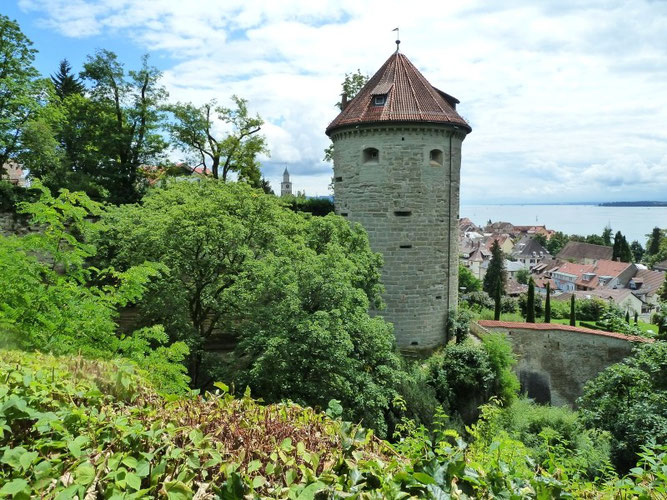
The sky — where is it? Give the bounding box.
[3,0,667,203]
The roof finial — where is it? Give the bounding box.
[392,27,400,53]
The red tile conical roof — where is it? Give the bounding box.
[326,52,471,136]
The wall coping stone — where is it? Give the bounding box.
[478,320,653,343]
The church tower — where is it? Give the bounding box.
[325,50,471,350]
[280,167,292,197]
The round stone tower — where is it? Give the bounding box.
[325,50,471,350]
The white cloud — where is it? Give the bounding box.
[17,0,667,200]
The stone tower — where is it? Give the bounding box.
[280,167,292,197]
[325,50,471,350]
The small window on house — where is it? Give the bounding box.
[363,147,379,163]
[373,95,386,106]
[429,149,443,165]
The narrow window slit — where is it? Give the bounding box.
[394,210,412,217]
[400,244,412,249]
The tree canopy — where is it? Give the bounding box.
[483,240,506,298]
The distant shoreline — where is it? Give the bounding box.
[597,201,667,207]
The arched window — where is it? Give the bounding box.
[429,149,443,166]
[363,147,379,164]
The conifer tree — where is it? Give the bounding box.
[570,294,576,326]
[483,240,506,300]
[625,310,630,323]
[51,59,84,99]
[612,231,623,261]
[494,285,501,321]
[647,227,662,256]
[544,282,551,323]
[526,278,536,323]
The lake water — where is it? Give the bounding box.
[460,204,667,245]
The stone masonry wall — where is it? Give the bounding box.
[477,320,650,406]
[331,124,465,349]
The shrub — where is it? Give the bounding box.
[578,341,667,472]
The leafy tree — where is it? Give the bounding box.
[96,180,400,434]
[630,240,644,262]
[578,341,667,472]
[0,181,187,391]
[526,279,536,323]
[483,240,506,299]
[570,295,576,326]
[586,234,605,246]
[324,69,369,162]
[50,58,84,99]
[545,282,551,323]
[515,268,530,285]
[459,264,482,292]
[0,15,43,170]
[81,50,168,203]
[167,96,267,185]
[283,195,335,216]
[602,226,613,246]
[546,231,569,255]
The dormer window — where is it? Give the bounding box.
[373,95,386,106]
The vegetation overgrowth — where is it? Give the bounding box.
[2,349,666,498]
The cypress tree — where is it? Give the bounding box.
[634,311,639,323]
[569,294,576,326]
[612,231,623,261]
[483,240,506,300]
[526,278,536,323]
[625,310,630,323]
[620,236,633,263]
[647,227,662,256]
[494,285,501,321]
[545,282,551,323]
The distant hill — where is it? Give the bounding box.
[598,201,667,207]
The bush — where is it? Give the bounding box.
[472,399,612,480]
[577,297,609,321]
[425,335,519,426]
[464,290,494,310]
[578,341,667,472]
[0,182,189,392]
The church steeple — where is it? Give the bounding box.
[280,168,292,197]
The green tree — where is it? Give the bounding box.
[545,282,551,323]
[459,264,482,292]
[578,342,667,472]
[602,225,613,246]
[526,278,536,323]
[612,231,632,262]
[494,286,501,321]
[646,227,663,256]
[324,69,369,162]
[630,240,644,263]
[483,240,506,299]
[570,294,576,326]
[515,268,530,285]
[96,180,400,434]
[167,96,267,185]
[0,15,43,170]
[81,50,168,203]
[0,181,188,391]
[547,231,569,255]
[50,58,84,100]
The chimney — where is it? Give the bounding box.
[341,92,348,110]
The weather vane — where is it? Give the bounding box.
[393,27,400,52]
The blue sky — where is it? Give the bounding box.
[3,0,667,203]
